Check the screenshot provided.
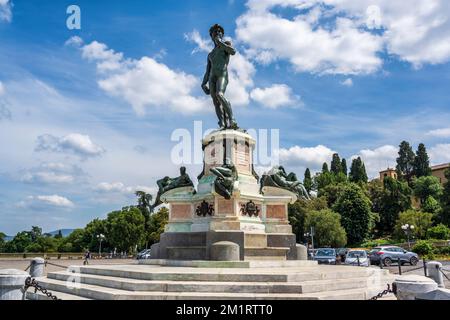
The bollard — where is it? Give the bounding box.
[357,256,360,267]
[394,275,438,300]
[423,258,427,276]
[29,257,45,278]
[0,269,29,300]
[398,258,402,275]
[427,261,445,288]
[296,244,308,261]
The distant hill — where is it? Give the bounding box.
[2,229,76,242]
[46,229,75,237]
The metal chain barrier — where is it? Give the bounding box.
[24,277,60,300]
[45,261,69,269]
[369,283,395,300]
[438,267,450,281]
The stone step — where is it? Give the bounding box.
[72,265,389,283]
[26,289,91,300]
[30,277,390,300]
[47,271,376,294]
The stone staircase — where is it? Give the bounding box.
[26,262,395,300]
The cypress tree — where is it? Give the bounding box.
[341,158,348,176]
[349,157,368,184]
[322,162,329,174]
[413,143,431,178]
[396,141,415,184]
[303,168,313,194]
[330,153,342,175]
[440,169,450,227]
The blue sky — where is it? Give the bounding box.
[1,0,450,234]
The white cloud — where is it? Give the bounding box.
[18,195,75,209]
[21,162,84,185]
[35,133,105,158]
[0,81,5,95]
[184,30,213,54]
[75,39,208,115]
[341,78,353,87]
[279,145,336,169]
[236,0,450,74]
[95,182,156,195]
[429,144,450,165]
[352,145,398,178]
[236,2,383,75]
[0,0,12,23]
[64,36,84,47]
[250,84,300,109]
[427,128,450,138]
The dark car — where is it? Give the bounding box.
[313,248,337,265]
[336,248,349,263]
[368,246,419,266]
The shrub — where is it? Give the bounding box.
[427,224,450,240]
[361,238,394,248]
[412,240,433,256]
[434,246,450,255]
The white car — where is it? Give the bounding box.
[344,250,370,267]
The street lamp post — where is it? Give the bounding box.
[304,226,315,260]
[97,234,105,257]
[401,224,414,250]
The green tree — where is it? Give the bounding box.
[341,158,348,176]
[427,224,450,240]
[315,171,334,194]
[105,207,145,253]
[148,207,169,245]
[413,175,443,206]
[423,196,441,216]
[5,231,33,253]
[349,157,368,184]
[0,232,5,252]
[394,210,433,240]
[135,191,153,248]
[330,153,342,175]
[84,218,108,252]
[304,209,347,248]
[303,168,313,194]
[322,162,329,174]
[333,183,372,245]
[413,143,431,178]
[320,183,348,208]
[288,197,328,243]
[59,229,87,252]
[377,177,412,235]
[439,168,450,226]
[30,226,42,242]
[396,141,415,184]
[54,230,63,239]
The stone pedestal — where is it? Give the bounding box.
[427,261,445,288]
[0,269,29,300]
[30,257,45,278]
[394,275,438,300]
[155,129,299,261]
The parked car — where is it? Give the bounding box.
[313,248,337,265]
[344,250,370,267]
[136,249,151,260]
[368,246,419,266]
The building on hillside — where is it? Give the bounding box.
[379,168,397,183]
[431,163,450,185]
[377,163,450,186]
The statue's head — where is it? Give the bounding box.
[180,166,186,175]
[209,24,224,41]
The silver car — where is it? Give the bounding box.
[344,250,370,267]
[313,248,337,265]
[368,246,419,266]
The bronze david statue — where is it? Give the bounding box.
[201,24,238,130]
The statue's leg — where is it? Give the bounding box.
[215,180,231,199]
[216,76,235,128]
[210,79,225,128]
